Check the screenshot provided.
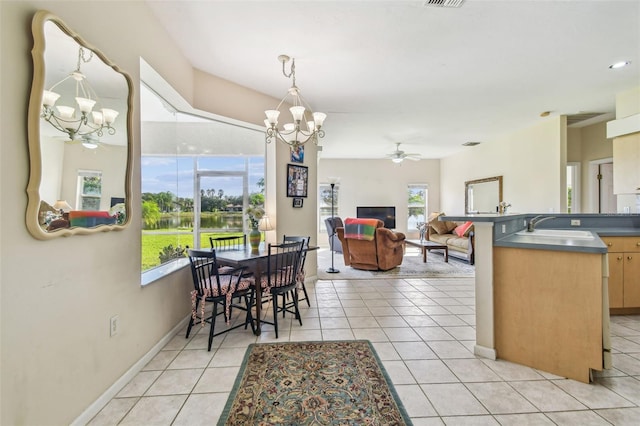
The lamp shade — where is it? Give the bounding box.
[258,215,274,231]
[53,200,72,212]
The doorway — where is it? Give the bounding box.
[588,158,617,213]
[194,171,247,248]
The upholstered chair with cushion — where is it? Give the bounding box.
[325,217,343,253]
[336,218,405,271]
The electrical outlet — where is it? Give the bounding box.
[501,224,506,233]
[110,315,119,337]
[570,219,581,226]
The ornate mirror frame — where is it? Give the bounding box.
[26,10,133,239]
[465,176,503,214]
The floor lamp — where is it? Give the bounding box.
[326,180,340,274]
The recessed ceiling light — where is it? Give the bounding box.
[609,61,631,69]
[462,141,481,146]
[540,111,551,117]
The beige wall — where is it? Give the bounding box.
[317,159,441,242]
[441,117,565,215]
[0,2,307,424]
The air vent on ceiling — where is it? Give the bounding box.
[424,0,465,8]
[566,112,607,126]
[462,141,481,146]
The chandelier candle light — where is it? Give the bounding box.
[41,47,119,144]
[264,55,326,147]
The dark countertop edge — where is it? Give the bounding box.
[494,240,608,254]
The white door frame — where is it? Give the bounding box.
[588,157,614,213]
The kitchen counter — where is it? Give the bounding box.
[437,213,638,380]
[441,213,640,254]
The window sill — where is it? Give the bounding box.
[141,258,189,286]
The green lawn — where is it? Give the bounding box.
[142,231,245,271]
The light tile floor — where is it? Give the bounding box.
[89,274,640,425]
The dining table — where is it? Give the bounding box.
[215,243,317,336]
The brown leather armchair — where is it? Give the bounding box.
[336,218,406,271]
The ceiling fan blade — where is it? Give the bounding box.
[405,156,421,161]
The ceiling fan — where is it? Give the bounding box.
[385,143,421,163]
[53,133,105,150]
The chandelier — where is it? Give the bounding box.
[41,47,119,143]
[264,55,326,147]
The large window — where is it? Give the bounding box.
[407,184,428,231]
[77,170,102,210]
[140,76,264,280]
[567,162,580,213]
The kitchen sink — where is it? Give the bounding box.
[515,229,595,239]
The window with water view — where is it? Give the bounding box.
[140,80,265,275]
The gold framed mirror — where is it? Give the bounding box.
[26,10,133,239]
[465,176,503,214]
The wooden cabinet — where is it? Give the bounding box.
[602,236,640,309]
[612,134,640,194]
[494,247,605,383]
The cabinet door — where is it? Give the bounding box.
[624,253,640,307]
[622,237,640,253]
[602,236,624,252]
[613,134,640,195]
[608,253,625,308]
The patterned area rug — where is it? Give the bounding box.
[218,341,412,425]
[317,247,475,280]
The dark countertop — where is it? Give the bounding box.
[496,230,607,253]
[440,214,640,254]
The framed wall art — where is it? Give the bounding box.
[290,145,304,163]
[293,197,303,208]
[287,164,308,198]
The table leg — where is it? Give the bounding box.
[444,247,449,263]
[422,247,427,263]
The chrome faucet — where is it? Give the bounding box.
[527,215,556,232]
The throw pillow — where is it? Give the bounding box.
[427,212,443,223]
[454,221,473,238]
[430,219,450,234]
[446,221,459,232]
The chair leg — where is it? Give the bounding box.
[282,293,287,318]
[186,298,199,338]
[208,302,218,351]
[300,281,311,307]
[272,293,279,339]
[244,294,256,334]
[293,291,302,325]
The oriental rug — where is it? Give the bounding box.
[218,340,412,425]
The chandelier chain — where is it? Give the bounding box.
[76,47,94,71]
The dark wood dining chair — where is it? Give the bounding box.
[250,241,304,338]
[283,235,311,307]
[209,234,246,251]
[186,248,255,351]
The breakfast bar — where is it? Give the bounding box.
[441,213,640,383]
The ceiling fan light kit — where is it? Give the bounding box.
[386,142,421,163]
[264,55,326,148]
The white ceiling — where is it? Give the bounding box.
[145,0,640,160]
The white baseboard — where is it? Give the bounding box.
[474,344,497,360]
[71,316,191,426]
